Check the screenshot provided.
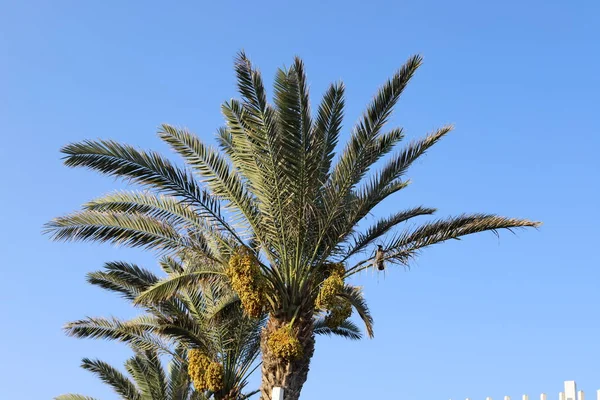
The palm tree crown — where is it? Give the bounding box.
[62,257,263,399]
[47,52,539,399]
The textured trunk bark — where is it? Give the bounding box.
[259,312,315,400]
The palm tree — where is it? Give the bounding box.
[55,345,206,400]
[46,52,540,399]
[63,257,263,400]
[64,258,360,399]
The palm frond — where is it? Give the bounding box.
[314,318,362,340]
[139,349,169,400]
[84,191,207,231]
[325,54,422,201]
[159,256,184,274]
[166,346,192,400]
[311,82,345,189]
[220,99,284,259]
[65,316,170,353]
[59,139,243,245]
[343,206,437,260]
[125,351,166,400]
[159,125,258,228]
[388,214,541,262]
[81,358,141,400]
[44,210,186,252]
[215,126,235,157]
[339,285,374,338]
[235,51,268,116]
[135,269,223,306]
[156,322,211,351]
[87,261,158,301]
[357,125,452,213]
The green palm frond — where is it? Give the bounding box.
[215,126,234,157]
[156,322,212,352]
[339,285,374,338]
[203,291,241,322]
[158,125,257,225]
[84,191,208,231]
[356,125,452,213]
[272,58,311,190]
[61,343,201,400]
[314,318,362,340]
[386,214,540,263]
[135,269,224,306]
[86,261,158,301]
[322,55,422,216]
[347,214,540,276]
[343,206,437,260]
[311,82,345,186]
[235,51,269,116]
[220,100,284,259]
[158,125,265,258]
[65,316,171,354]
[132,349,169,400]
[81,358,141,400]
[44,210,187,252]
[158,256,185,274]
[58,139,243,245]
[166,346,192,400]
[125,352,165,400]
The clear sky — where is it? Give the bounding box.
[1,0,599,399]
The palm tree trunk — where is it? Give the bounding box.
[259,311,315,400]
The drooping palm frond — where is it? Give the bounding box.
[84,191,203,227]
[338,285,374,338]
[389,213,539,260]
[314,319,362,340]
[346,214,540,276]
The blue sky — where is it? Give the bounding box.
[1,0,599,399]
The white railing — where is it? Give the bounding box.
[271,381,600,400]
[456,381,600,400]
